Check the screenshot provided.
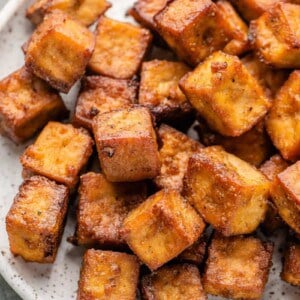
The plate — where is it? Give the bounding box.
[0,1,299,299]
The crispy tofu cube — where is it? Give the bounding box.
[26,0,111,26]
[78,249,140,300]
[241,53,289,99]
[266,71,300,161]
[74,172,147,247]
[73,76,138,130]
[183,146,269,236]
[180,51,270,137]
[138,60,193,124]
[270,161,300,234]
[88,17,152,79]
[6,176,69,263]
[249,3,300,68]
[141,264,206,300]
[25,11,95,93]
[203,234,273,299]
[0,67,68,143]
[92,107,160,182]
[154,0,233,66]
[217,0,249,56]
[122,189,205,270]
[20,122,93,189]
[154,124,203,192]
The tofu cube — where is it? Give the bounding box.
[138,60,193,124]
[26,0,111,26]
[78,249,140,300]
[154,124,203,192]
[88,17,152,79]
[92,107,160,182]
[249,3,300,68]
[270,161,300,234]
[6,176,69,263]
[0,67,68,143]
[203,234,273,299]
[25,11,95,93]
[180,51,270,137]
[20,122,93,189]
[141,264,206,300]
[266,71,300,161]
[74,172,147,247]
[183,146,269,236]
[154,0,233,66]
[122,189,205,270]
[73,76,138,130]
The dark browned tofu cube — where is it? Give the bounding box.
[271,161,300,234]
[0,67,68,143]
[75,172,147,247]
[180,51,270,137]
[154,124,203,192]
[20,122,93,189]
[203,234,273,299]
[92,107,160,182]
[141,264,207,300]
[122,189,205,270]
[25,11,95,93]
[6,176,69,263]
[88,16,152,79]
[73,76,138,130]
[183,146,269,236]
[154,0,233,66]
[78,249,140,299]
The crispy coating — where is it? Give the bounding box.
[92,107,160,182]
[20,122,93,189]
[122,189,205,270]
[78,249,140,300]
[73,76,138,130]
[203,234,273,299]
[74,172,147,247]
[25,11,95,93]
[154,124,203,191]
[180,51,270,137]
[88,16,152,79]
[6,176,69,263]
[141,264,207,300]
[0,67,68,143]
[183,146,269,236]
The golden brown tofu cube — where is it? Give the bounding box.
[73,76,138,130]
[122,189,205,270]
[183,146,269,236]
[26,0,111,26]
[154,124,203,192]
[217,0,249,56]
[25,11,95,93]
[0,67,68,143]
[74,172,147,247]
[270,161,300,234]
[154,0,233,66]
[6,176,69,263]
[203,234,273,299]
[88,17,152,79]
[249,3,300,68]
[180,51,270,137]
[78,249,140,300]
[266,71,300,161]
[241,53,289,99]
[20,122,93,189]
[93,107,160,182]
[141,264,207,300]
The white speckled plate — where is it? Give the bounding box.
[0,1,299,299]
